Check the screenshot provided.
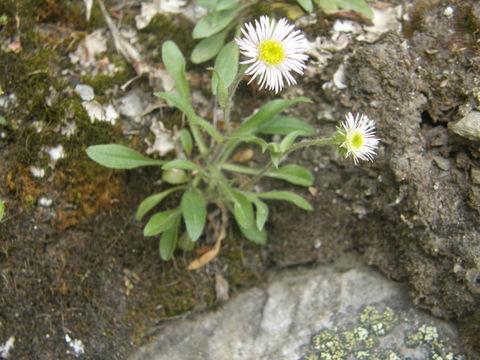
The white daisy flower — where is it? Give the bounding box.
[235,16,308,93]
[334,112,380,164]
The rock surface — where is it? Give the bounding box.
[129,255,473,360]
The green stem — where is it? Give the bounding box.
[223,65,247,134]
[190,123,207,155]
[239,137,333,190]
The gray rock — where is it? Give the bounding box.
[74,84,95,101]
[432,155,451,171]
[449,111,480,141]
[471,167,480,185]
[129,255,471,360]
[118,90,144,118]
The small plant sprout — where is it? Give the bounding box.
[236,16,308,93]
[87,16,380,266]
[333,112,380,164]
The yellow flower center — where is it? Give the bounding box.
[350,132,364,149]
[259,40,285,66]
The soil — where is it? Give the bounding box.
[0,0,479,359]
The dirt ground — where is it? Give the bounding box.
[0,0,479,359]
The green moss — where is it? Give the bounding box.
[225,244,258,289]
[81,59,134,95]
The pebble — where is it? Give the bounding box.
[118,90,143,118]
[38,197,53,207]
[443,6,454,18]
[30,166,46,178]
[471,167,480,185]
[432,155,450,171]
[75,84,95,102]
[449,111,480,141]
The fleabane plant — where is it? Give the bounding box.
[86,16,379,264]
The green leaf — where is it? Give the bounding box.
[228,189,255,229]
[177,233,196,251]
[162,169,188,184]
[197,0,218,8]
[193,8,240,39]
[257,191,314,211]
[86,144,164,169]
[155,92,195,118]
[315,0,338,11]
[198,0,239,10]
[212,41,239,95]
[181,188,207,242]
[162,41,190,100]
[235,97,313,135]
[279,130,305,152]
[0,199,4,221]
[136,186,186,221]
[230,134,269,151]
[244,194,269,231]
[163,159,203,173]
[268,164,314,187]
[297,0,314,12]
[191,28,228,64]
[159,217,180,260]
[144,209,180,236]
[179,129,193,156]
[257,116,315,136]
[0,115,6,126]
[337,0,374,19]
[238,222,267,245]
[194,117,224,143]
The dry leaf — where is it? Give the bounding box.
[187,238,221,271]
[231,148,254,163]
[188,204,228,271]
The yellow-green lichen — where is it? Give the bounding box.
[301,304,470,360]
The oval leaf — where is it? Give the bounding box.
[177,233,196,251]
[297,0,314,12]
[179,129,193,157]
[257,116,315,136]
[279,130,305,152]
[244,194,269,231]
[235,97,313,135]
[86,144,164,169]
[162,41,189,100]
[212,41,239,95]
[257,191,313,211]
[268,164,314,187]
[144,209,180,236]
[337,0,374,19]
[192,8,239,39]
[191,28,228,64]
[230,190,255,229]
[238,222,267,245]
[163,159,203,173]
[181,188,207,242]
[136,186,185,221]
[159,218,180,260]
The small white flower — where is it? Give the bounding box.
[334,112,380,164]
[236,16,308,93]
